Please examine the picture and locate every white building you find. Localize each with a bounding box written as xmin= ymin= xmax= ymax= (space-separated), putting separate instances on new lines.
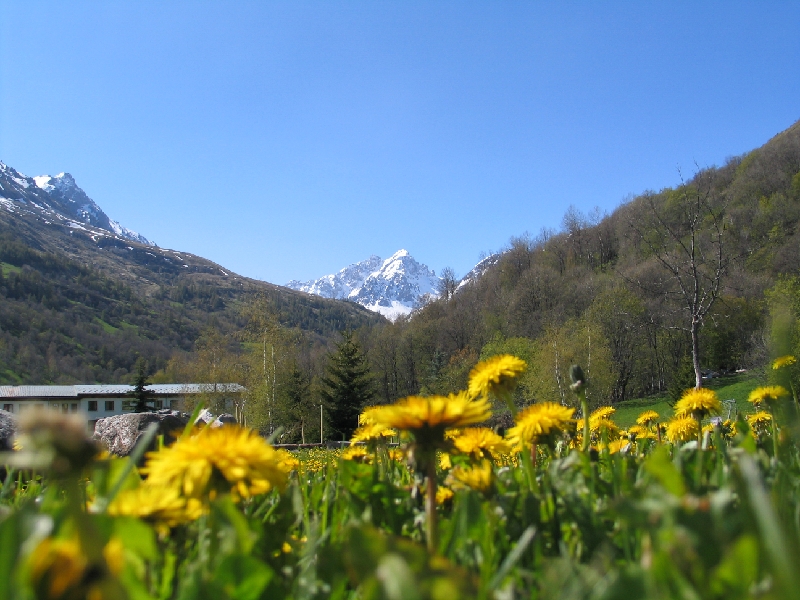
xmin=0 ymin=384 xmax=244 ymax=429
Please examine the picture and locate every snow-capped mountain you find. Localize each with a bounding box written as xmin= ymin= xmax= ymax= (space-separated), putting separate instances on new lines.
xmin=287 ymin=250 xmax=440 ymax=319
xmin=456 ymin=253 xmax=500 ymax=292
xmin=0 ymin=161 xmax=154 ymax=246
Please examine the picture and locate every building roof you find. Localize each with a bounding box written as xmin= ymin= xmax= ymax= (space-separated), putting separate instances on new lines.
xmin=0 ymin=383 xmax=245 ymax=400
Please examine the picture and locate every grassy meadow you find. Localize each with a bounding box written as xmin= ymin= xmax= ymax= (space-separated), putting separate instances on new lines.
xmin=2 ymin=353 xmax=800 ymax=600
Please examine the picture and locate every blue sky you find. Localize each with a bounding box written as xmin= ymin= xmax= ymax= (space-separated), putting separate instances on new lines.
xmin=1 ymin=2 xmax=798 ymax=284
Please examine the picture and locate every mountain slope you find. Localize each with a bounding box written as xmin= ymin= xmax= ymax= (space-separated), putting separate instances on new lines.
xmin=287 ymin=249 xmax=440 ymax=319
xmin=0 ymin=161 xmax=384 ymax=384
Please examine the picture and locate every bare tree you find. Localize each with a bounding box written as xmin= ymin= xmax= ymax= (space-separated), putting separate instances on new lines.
xmin=627 ymin=175 xmax=729 ymax=388
xmin=437 ymin=267 xmax=458 ymax=301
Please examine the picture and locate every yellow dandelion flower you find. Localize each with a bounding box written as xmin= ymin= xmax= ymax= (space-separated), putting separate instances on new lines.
xmin=141 ymin=425 xmax=288 ymax=501
xmin=439 ymin=452 xmax=452 ymax=470
xmin=341 ymin=446 xmax=372 ymax=463
xmin=370 ymin=392 xmax=491 ymax=434
xmin=467 ymin=355 xmax=527 ymax=399
xmin=590 ymin=406 xmax=616 ymax=421
xmin=748 ymin=386 xmax=790 ymax=407
xmin=666 ymin=416 xmax=699 ymax=443
xmin=350 ymin=423 xmax=397 ymax=444
xmin=674 ymin=388 xmax=721 ymax=419
xmin=605 ymin=439 xmax=630 ymax=454
xmin=388 ymin=448 xmax=405 ymax=462
xmin=747 ymin=411 xmax=773 ymax=427
xmin=447 ymin=459 xmax=494 ymax=493
xmin=28 ymin=536 xmax=124 ymax=600
xmin=451 ymin=427 xmax=510 ymax=459
xmin=276 ymin=449 xmax=300 ymax=473
xmin=506 ymin=402 xmax=575 ymax=448
xmin=109 ymin=485 xmax=207 ymax=530
xmin=436 ymin=486 xmax=454 ymax=505
xmin=358 ymin=406 xmax=382 ymax=426
xmin=772 ymin=355 xmax=797 ymax=370
xmin=636 ymin=410 xmax=660 ymax=426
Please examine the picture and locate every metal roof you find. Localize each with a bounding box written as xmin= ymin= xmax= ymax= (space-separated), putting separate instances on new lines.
xmin=0 ymin=383 xmax=245 ymax=400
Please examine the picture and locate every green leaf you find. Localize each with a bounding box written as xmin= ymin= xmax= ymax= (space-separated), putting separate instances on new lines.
xmin=213 ymin=555 xmax=274 ymax=600
xmin=643 ymin=446 xmax=686 ymax=496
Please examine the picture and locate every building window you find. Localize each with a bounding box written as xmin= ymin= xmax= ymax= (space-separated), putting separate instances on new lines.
xmin=61 ymin=403 xmax=69 ymax=414
xmin=154 ymin=400 xmax=163 ymax=409
xmin=2 ymin=404 xmax=12 ymax=413
xmin=88 ymin=400 xmax=98 ymax=411
xmin=105 ymin=400 xmax=115 ymax=411
xmin=70 ymin=403 xmax=78 ymax=413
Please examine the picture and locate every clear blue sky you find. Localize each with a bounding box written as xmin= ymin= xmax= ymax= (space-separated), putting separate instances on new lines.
xmin=1 ymin=2 xmax=798 ymax=284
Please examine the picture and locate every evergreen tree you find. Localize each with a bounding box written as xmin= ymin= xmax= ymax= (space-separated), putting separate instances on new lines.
xmin=279 ymin=361 xmax=316 ymax=444
xmin=129 ymin=358 xmax=156 ymax=413
xmin=319 ymin=331 xmax=375 ymax=440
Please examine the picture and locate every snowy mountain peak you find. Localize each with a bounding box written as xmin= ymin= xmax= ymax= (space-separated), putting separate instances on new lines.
xmin=0 ymin=161 xmax=154 ymax=247
xmin=287 ymin=250 xmax=441 ymax=320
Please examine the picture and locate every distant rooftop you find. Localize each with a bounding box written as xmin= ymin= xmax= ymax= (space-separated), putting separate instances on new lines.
xmin=0 ymin=384 xmax=244 ymax=399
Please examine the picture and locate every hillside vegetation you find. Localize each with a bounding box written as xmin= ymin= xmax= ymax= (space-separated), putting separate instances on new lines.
xmin=358 ymin=120 xmax=800 ymax=410
xmin=0 ymin=211 xmax=382 ymax=384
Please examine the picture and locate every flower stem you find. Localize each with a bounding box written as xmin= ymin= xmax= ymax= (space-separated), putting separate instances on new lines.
xmin=426 ymin=460 xmax=438 ymax=554
xmin=579 ymin=390 xmax=590 ymax=453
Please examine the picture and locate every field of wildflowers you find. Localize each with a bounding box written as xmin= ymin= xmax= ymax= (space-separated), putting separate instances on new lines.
xmin=1 ymin=354 xmax=799 ymax=599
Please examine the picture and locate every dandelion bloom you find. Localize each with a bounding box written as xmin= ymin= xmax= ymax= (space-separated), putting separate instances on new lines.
xmin=141 ymin=425 xmax=288 ymax=501
xmin=674 ymin=388 xmax=721 ymax=419
xmin=341 ymin=446 xmax=372 ymax=464
xmin=350 ymin=423 xmax=397 ymax=444
xmin=467 ymin=355 xmax=527 ymax=399
xmin=748 ymin=386 xmax=790 ymax=407
xmin=370 ymin=392 xmax=491 ymax=434
xmin=439 ymin=452 xmax=453 ymax=470
xmin=109 ymin=485 xmax=206 ymax=531
xmin=636 ymin=410 xmax=660 ymax=426
xmin=590 ymin=406 xmax=616 ymax=421
xmin=627 ymin=425 xmax=652 ymax=440
xmin=747 ymin=411 xmax=773 ymax=428
xmin=276 ymin=449 xmax=300 ymax=473
xmin=666 ymin=416 xmax=700 ymax=443
xmin=447 ymin=460 xmax=494 ymax=493
xmin=358 ymin=406 xmax=382 ymax=426
xmin=506 ymin=402 xmax=575 ymax=448
xmin=451 ymin=427 xmax=511 ymax=459
xmin=772 ymin=355 xmax=797 ymax=370
xmin=28 ymin=537 xmax=123 ymax=600
xmin=436 ymin=486 xmax=455 ymax=504
xmin=605 ymin=439 xmax=630 ymax=454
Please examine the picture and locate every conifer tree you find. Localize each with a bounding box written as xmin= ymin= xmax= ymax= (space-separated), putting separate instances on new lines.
xmin=319 ymin=331 xmax=375 ymax=440
xmin=129 ymin=358 xmax=156 ymax=413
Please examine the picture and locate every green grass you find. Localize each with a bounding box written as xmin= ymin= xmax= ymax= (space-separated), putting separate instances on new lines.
xmin=613 ymin=371 xmax=765 ymax=427
xmin=0 ymin=262 xmax=21 ymax=276
xmin=94 ymin=317 xmax=119 ymax=333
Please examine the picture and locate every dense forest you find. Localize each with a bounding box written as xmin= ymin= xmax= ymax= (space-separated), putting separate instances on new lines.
xmin=355 ymin=120 xmax=800 ymax=412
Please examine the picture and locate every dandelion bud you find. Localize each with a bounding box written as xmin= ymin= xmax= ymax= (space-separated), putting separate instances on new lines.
xmin=569 ymin=364 xmax=586 ymax=393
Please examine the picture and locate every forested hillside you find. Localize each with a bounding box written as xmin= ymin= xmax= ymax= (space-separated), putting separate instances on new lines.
xmin=358 ymin=120 xmax=800 ymax=410
xmin=0 ymin=209 xmax=382 ymax=384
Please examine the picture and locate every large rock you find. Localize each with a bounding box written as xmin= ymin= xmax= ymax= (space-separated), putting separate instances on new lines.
xmin=194 ymin=409 xmax=238 ymax=428
xmin=0 ymin=409 xmax=17 ymax=451
xmin=93 ymin=410 xmax=190 ymax=457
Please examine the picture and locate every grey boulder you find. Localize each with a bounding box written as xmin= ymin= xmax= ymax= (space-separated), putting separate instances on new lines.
xmin=0 ymin=409 xmax=17 ymax=452
xmin=194 ymin=409 xmax=238 ymax=428
xmin=93 ymin=409 xmax=190 ymax=457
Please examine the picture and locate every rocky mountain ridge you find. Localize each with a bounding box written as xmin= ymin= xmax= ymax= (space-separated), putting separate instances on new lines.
xmin=287 ymin=249 xmax=441 ymax=319
xmin=0 ymin=162 xmax=153 ymax=246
